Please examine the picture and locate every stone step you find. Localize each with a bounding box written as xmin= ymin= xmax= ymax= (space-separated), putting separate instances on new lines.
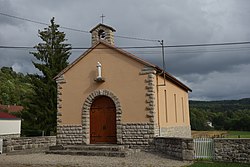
xmin=63 ymin=145 xmax=126 ymax=151
xmin=46 ymin=149 xmax=129 ymax=157
xmin=47 ymin=145 xmax=137 ymax=157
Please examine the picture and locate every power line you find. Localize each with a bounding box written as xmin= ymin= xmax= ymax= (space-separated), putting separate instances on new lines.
xmin=0 ymin=12 xmax=48 ymax=26
xmin=166 ymin=41 xmax=250 ymax=48
xmin=0 ymin=11 xmax=157 ymax=41
xmin=0 ymin=12 xmax=89 ymax=33
xmin=3 ymin=11 xmax=250 ymax=45
xmin=115 ymin=35 xmax=158 ymax=42
xmin=1 ymin=12 xmax=250 ymax=49
xmin=1 ymin=41 xmax=250 ymax=50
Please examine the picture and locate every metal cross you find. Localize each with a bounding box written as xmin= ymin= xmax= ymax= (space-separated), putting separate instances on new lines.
xmin=100 ymin=14 xmax=105 ymax=24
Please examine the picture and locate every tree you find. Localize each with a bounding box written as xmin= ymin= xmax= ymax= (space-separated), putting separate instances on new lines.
xmin=0 ymin=67 xmax=32 ymax=106
xmin=22 ymin=17 xmax=71 ymax=136
xmin=190 ymin=108 xmax=211 ymax=130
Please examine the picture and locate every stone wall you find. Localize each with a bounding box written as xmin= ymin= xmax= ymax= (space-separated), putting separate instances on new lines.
xmin=214 ymin=138 xmax=250 ymax=164
xmin=122 ymin=123 xmax=155 ymax=148
xmin=160 ymin=125 xmax=192 ymax=138
xmin=56 ymin=125 xmax=82 ymax=145
xmin=2 ymin=136 xmax=56 ymax=153
xmin=0 ymin=134 xmax=20 ymax=139
xmin=154 ymin=137 xmax=194 ymax=161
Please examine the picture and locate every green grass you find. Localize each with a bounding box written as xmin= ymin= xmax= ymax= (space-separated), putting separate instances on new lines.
xmin=227 ymin=131 xmax=250 ymax=138
xmin=188 ymin=161 xmax=250 ymax=167
xmin=192 ymin=131 xmax=250 ymax=139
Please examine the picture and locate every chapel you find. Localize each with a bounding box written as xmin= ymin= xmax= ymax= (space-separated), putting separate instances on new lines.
xmin=55 ymin=23 xmax=192 ymax=147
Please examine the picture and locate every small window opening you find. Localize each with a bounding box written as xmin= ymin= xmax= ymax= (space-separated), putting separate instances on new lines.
xmin=98 ymin=30 xmax=106 ymax=39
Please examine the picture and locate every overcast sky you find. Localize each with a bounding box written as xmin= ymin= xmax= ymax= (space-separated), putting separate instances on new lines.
xmin=1 ymin=0 xmax=250 ymax=101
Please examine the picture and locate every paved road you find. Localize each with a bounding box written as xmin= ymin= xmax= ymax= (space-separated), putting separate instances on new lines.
xmin=0 ymin=151 xmax=192 ymax=167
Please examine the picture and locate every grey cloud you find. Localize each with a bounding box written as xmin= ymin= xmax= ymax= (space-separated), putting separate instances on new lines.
xmin=165 ymin=47 xmax=250 ymax=75
xmin=0 ymin=0 xmax=24 ymax=26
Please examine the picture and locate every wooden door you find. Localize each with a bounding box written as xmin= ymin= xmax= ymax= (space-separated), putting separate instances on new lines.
xmin=90 ymin=96 xmax=116 ymax=144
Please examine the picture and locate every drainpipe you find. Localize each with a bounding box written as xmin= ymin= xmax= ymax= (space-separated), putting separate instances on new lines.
xmin=157 ymin=40 xmax=166 ymax=87
xmin=156 ymin=75 xmax=161 ymax=136
xmin=156 ymin=40 xmax=166 ymax=136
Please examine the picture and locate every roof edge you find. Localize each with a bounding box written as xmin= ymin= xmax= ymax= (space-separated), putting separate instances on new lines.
xmin=90 ymin=23 xmax=116 ymax=33
xmin=155 ymin=67 xmax=192 ymax=92
xmin=54 ymin=42 xmax=101 ymax=80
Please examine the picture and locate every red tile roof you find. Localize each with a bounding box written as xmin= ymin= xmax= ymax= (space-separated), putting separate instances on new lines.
xmin=0 ymin=111 xmax=19 ymax=119
xmin=0 ymin=105 xmax=24 ymax=113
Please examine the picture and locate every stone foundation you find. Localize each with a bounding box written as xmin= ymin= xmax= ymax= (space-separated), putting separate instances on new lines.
xmin=122 ymin=123 xmax=155 ymax=148
xmin=55 ymin=124 xmax=191 ymax=148
xmin=56 ymin=125 xmax=82 ymax=145
xmin=160 ymin=125 xmax=191 ymax=138
xmin=56 ymin=123 xmax=157 ymax=148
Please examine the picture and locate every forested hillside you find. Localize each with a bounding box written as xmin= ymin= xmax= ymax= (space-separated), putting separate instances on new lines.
xmin=189 ymin=98 xmax=250 ymax=131
xmin=0 ymin=67 xmax=33 ymax=106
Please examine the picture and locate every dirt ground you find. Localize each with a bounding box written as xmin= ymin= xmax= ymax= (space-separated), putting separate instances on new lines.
xmin=192 ymin=130 xmax=228 ymax=138
xmin=0 ymin=151 xmax=192 ymax=167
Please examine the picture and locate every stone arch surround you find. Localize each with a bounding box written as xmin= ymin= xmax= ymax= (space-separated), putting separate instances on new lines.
xmin=82 ymin=89 xmax=122 ymax=144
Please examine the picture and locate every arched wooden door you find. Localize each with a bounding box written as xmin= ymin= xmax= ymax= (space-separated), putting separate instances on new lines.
xmin=90 ymin=96 xmax=117 ymax=144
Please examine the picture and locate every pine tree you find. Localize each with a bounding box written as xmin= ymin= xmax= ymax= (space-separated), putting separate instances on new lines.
xmin=22 ymin=17 xmax=71 ymax=136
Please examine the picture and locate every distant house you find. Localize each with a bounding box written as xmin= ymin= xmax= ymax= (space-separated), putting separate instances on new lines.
xmin=206 ymin=121 xmax=214 ymax=128
xmin=0 ymin=112 xmax=21 ymax=139
xmin=54 ymin=24 xmax=192 ymax=148
xmin=0 ymin=105 xmax=24 ymax=113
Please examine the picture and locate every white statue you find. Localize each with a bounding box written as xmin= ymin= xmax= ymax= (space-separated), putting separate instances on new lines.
xmin=97 ymin=62 xmax=102 ymax=79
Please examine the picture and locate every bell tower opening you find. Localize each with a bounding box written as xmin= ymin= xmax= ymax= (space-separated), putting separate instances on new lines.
xmin=98 ymin=30 xmax=106 ymax=40
xmin=90 ymin=24 xmax=116 ymax=46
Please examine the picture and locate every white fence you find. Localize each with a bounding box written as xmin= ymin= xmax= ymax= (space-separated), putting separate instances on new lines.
xmin=0 ymin=138 xmax=3 ymax=154
xmin=194 ymin=138 xmax=214 ymax=159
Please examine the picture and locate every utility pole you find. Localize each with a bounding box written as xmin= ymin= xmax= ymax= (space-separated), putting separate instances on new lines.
xmin=158 ymin=40 xmax=166 ymax=86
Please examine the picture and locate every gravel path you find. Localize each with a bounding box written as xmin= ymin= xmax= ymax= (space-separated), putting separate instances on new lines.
xmin=0 ymin=151 xmax=192 ymax=167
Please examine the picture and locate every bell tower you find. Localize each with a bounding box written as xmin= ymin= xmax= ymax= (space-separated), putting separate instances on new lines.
xmin=90 ymin=24 xmax=116 ymax=46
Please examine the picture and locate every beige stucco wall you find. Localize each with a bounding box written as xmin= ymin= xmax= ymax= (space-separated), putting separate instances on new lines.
xmin=156 ymin=75 xmax=190 ymax=128
xmin=59 ymin=43 xmax=150 ymax=125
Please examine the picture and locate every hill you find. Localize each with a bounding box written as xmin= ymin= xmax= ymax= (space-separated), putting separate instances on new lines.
xmin=189 ymin=98 xmax=250 ymax=131
xmin=190 ymin=98 xmax=250 ymax=112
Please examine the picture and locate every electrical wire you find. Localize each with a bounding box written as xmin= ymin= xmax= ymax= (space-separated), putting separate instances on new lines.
xmin=1 ymin=12 xmax=250 ymax=52
xmin=1 ymin=41 xmax=250 ymax=50
xmin=0 ymin=12 xmax=157 ymax=41
xmin=115 ymin=35 xmax=158 ymax=42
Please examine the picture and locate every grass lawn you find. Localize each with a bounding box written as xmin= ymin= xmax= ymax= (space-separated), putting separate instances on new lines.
xmin=192 ymin=131 xmax=250 ymax=138
xmin=227 ymin=131 xmax=250 ymax=138
xmin=188 ymin=161 xmax=250 ymax=167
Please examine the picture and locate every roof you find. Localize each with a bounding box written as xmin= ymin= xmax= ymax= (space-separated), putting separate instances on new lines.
xmin=90 ymin=23 xmax=116 ymax=33
xmin=0 ymin=105 xmax=24 ymax=113
xmin=54 ymin=41 xmax=191 ymax=92
xmin=0 ymin=111 xmax=20 ymax=120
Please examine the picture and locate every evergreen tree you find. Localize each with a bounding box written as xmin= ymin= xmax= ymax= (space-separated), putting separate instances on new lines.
xmin=22 ymin=17 xmax=71 ymax=136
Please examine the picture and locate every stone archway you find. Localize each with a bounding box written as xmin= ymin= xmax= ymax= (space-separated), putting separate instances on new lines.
xmin=82 ymin=89 xmax=122 ymax=144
